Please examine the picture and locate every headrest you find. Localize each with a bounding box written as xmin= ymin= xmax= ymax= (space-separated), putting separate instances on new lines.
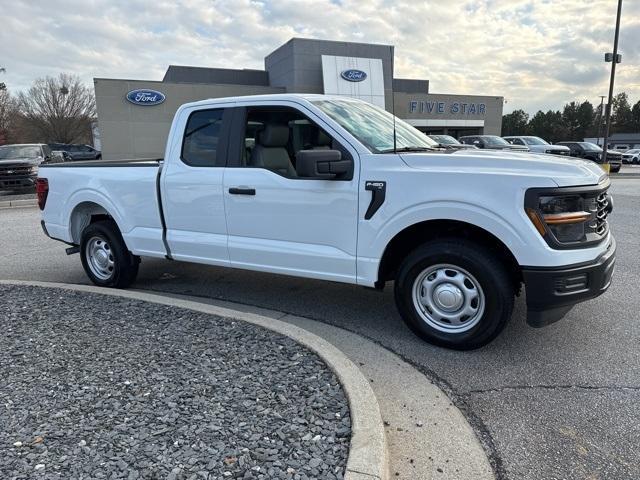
xmin=316 ymin=130 xmax=332 ymax=147
xmin=257 ymin=124 xmax=289 ymax=147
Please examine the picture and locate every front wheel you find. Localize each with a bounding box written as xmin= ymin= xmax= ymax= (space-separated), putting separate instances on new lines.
xmin=80 ymin=220 xmax=139 ymax=288
xmin=394 ymin=239 xmax=515 ymax=350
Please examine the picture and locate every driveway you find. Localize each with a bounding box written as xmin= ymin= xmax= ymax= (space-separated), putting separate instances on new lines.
xmin=1 ymin=179 xmax=639 ymax=479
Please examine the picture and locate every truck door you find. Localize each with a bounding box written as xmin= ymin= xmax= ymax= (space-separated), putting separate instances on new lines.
xmin=222 ymin=104 xmax=359 ymax=283
xmin=161 ymin=107 xmax=233 ymax=265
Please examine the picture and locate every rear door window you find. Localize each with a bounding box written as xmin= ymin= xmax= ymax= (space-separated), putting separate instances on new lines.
xmin=181 ymin=109 xmax=228 ymax=167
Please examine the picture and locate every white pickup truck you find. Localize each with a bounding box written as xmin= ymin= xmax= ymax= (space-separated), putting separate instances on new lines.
xmin=38 ymin=94 xmax=616 ymax=349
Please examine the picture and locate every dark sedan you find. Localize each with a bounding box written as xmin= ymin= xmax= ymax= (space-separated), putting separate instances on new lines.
xmin=556 ymin=141 xmax=621 ymax=173
xmin=48 ymin=143 xmax=101 ymax=161
xmin=428 ymin=134 xmax=478 ymax=150
xmin=459 ymin=135 xmax=530 ymax=152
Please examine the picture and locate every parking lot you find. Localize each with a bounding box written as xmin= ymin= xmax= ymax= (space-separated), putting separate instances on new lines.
xmin=1 ymin=178 xmax=638 ymax=480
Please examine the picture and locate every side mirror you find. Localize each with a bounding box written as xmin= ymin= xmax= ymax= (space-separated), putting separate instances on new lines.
xmin=296 ymin=149 xmax=351 ymax=179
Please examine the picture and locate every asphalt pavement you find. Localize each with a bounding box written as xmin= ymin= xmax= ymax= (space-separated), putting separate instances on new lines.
xmin=1 ymin=179 xmax=639 ymax=480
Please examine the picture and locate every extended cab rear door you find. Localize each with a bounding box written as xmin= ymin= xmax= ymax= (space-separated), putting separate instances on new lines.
xmin=222 ymin=101 xmax=360 ymax=283
xmin=161 ymin=105 xmax=233 ymax=265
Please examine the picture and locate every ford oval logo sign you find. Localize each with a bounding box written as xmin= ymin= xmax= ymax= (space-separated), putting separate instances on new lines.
xmin=340 ymin=69 xmax=367 ymax=82
xmin=126 ymin=89 xmax=166 ymax=106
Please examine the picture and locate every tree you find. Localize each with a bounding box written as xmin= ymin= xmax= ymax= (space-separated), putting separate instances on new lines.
xmin=0 ymin=87 xmax=18 ymax=145
xmin=0 ymin=66 xmax=6 ymax=93
xmin=17 ymin=73 xmax=95 ymax=143
xmin=501 ymin=109 xmax=529 ymax=136
xmin=562 ymin=102 xmax=580 ymax=139
xmin=630 ymin=100 xmax=640 ymax=132
xmin=527 ymin=110 xmax=567 ymax=143
xmin=575 ymin=101 xmax=594 ymax=140
xmin=610 ymin=92 xmax=633 ymax=133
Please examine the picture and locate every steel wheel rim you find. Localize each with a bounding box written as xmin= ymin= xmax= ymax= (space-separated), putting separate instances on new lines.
xmin=86 ymin=236 xmax=115 ymax=281
xmin=411 ymin=263 xmax=485 ymax=333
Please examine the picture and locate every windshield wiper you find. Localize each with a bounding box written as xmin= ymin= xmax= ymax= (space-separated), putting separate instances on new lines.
xmin=379 ymin=146 xmax=436 ymax=153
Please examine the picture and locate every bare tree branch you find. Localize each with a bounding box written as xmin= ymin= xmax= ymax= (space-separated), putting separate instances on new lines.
xmin=17 ymin=73 xmax=96 ymax=143
xmin=0 ymin=87 xmax=19 ymax=144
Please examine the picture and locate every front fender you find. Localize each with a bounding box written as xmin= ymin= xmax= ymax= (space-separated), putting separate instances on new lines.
xmin=356 ymin=201 xmax=530 ymax=286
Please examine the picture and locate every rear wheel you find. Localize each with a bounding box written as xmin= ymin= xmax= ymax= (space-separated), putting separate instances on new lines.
xmin=80 ymin=220 xmax=139 ymax=288
xmin=394 ymin=238 xmax=515 ymax=350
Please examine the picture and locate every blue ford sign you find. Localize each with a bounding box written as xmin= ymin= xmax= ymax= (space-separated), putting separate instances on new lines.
xmin=340 ymin=69 xmax=367 ymax=82
xmin=126 ymin=89 xmax=166 ymax=106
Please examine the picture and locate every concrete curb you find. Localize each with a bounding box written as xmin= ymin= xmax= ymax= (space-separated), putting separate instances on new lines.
xmin=611 ymin=174 xmax=640 ymax=179
xmin=0 ymin=198 xmax=37 ymax=208
xmin=0 ymin=280 xmax=389 ymax=480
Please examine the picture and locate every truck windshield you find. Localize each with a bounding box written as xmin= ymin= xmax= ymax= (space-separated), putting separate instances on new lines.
xmin=483 ymin=136 xmax=511 ymax=146
xmin=523 ymin=137 xmax=548 ymax=146
xmin=578 ymin=142 xmax=603 ymax=152
xmin=0 ymin=146 xmax=41 ymax=159
xmin=430 ymin=135 xmax=459 ymax=145
xmin=312 ymin=99 xmax=437 ymax=153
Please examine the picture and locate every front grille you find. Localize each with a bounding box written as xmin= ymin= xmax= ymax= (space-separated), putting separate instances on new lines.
xmin=595 ymin=191 xmax=609 ymax=236
xmin=0 ymin=164 xmax=34 ymax=177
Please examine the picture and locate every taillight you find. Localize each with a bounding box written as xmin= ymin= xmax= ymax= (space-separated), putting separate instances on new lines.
xmin=36 ymin=178 xmax=48 ymax=210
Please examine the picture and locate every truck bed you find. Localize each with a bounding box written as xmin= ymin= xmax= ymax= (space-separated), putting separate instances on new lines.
xmin=39 ymin=158 xmax=166 ymax=257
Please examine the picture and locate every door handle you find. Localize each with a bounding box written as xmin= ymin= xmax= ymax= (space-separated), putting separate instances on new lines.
xmin=228 ymin=187 xmax=256 ymax=195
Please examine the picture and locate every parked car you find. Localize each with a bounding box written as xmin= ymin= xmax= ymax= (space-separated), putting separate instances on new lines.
xmin=38 ymin=94 xmax=615 ymax=350
xmin=459 ymin=135 xmax=530 ymax=152
xmin=622 ymin=148 xmax=640 ymax=164
xmin=0 ymin=143 xmax=51 ymax=191
xmin=605 ymin=150 xmax=623 ymax=173
xmin=48 ymin=143 xmax=101 ymax=160
xmin=503 ymin=136 xmax=570 ymax=156
xmin=50 ymin=150 xmax=74 ymax=163
xmin=428 ymin=134 xmax=478 ymax=150
xmin=612 ymin=144 xmax=629 ymax=152
xmin=556 ymin=142 xmax=621 ymax=173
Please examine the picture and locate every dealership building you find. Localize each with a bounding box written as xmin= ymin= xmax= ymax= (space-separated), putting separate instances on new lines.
xmin=94 ymin=38 xmax=504 ymax=159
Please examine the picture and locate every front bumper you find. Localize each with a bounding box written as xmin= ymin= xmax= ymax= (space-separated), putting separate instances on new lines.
xmin=522 ymin=236 xmax=616 ymax=327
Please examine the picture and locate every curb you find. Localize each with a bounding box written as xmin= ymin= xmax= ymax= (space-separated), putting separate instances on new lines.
xmin=0 ymin=280 xmax=389 ymax=480
xmin=0 ymin=198 xmax=37 ymax=208
xmin=611 ymin=174 xmax=640 ymax=179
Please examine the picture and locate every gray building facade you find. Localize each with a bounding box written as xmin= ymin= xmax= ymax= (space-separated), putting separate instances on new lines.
xmin=94 ymin=38 xmax=504 ymax=159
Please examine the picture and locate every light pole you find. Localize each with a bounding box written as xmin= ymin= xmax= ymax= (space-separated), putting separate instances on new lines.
xmin=602 ymin=0 xmax=623 ymax=164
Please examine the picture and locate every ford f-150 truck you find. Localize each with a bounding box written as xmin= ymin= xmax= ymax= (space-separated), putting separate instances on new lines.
xmin=38 ymin=94 xmax=616 ymax=350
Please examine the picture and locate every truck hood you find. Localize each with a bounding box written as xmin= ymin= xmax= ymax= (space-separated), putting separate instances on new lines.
xmin=400 ymin=149 xmax=606 ymax=187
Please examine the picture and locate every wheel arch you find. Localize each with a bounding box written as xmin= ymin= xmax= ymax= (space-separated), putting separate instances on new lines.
xmin=69 ymin=201 xmax=121 ymax=245
xmin=377 ymin=219 xmax=522 ymax=289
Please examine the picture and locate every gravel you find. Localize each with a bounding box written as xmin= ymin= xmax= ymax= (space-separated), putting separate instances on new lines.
xmin=0 ymin=285 xmax=350 ymax=479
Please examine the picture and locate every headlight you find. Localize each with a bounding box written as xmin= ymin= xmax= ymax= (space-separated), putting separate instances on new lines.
xmin=538 ymin=195 xmax=590 ymax=243
xmin=30 ymin=166 xmax=39 ymax=174
xmin=525 ymin=182 xmax=611 ymax=249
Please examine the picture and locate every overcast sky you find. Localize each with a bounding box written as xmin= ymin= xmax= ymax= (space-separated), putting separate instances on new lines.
xmin=1 ymin=0 xmax=638 ymax=114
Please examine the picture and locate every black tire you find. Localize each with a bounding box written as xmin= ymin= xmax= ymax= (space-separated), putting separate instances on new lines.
xmin=80 ymin=219 xmax=139 ymax=288
xmin=394 ymin=238 xmax=515 ymax=350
